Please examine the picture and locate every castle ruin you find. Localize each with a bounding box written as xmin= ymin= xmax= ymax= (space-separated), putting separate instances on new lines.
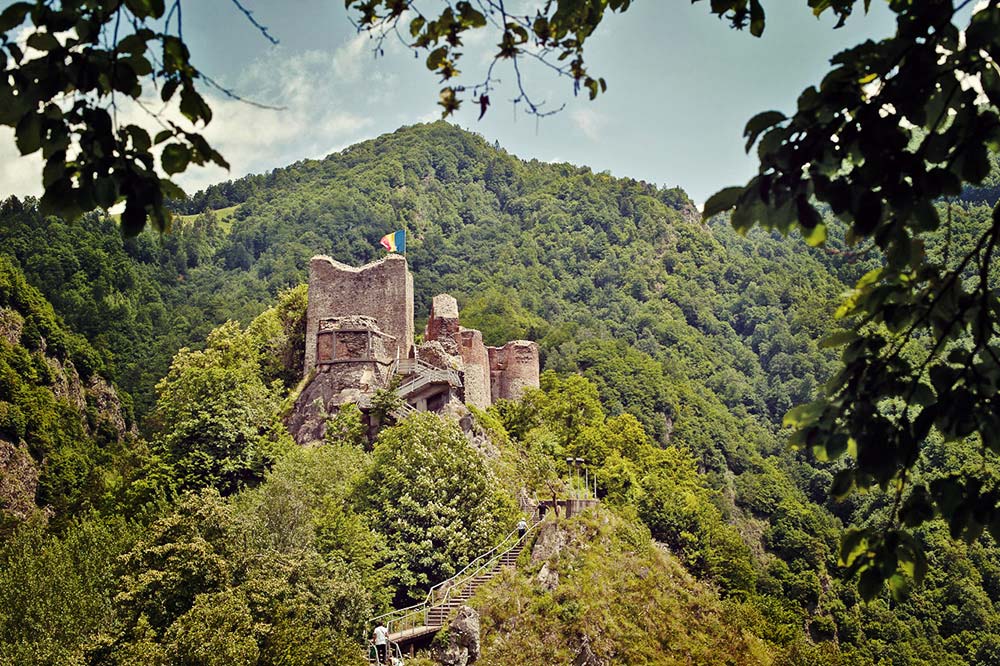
xmin=289 ymin=254 xmax=540 ymax=443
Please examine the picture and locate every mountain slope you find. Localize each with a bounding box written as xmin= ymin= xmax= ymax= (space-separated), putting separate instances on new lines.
xmin=3 ymin=122 xmax=1000 ymax=663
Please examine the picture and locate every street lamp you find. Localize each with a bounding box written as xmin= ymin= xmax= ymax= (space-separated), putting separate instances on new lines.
xmin=566 ymin=457 xmax=587 ymax=498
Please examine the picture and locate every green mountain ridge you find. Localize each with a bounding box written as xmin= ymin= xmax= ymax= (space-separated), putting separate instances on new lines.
xmin=1 ymin=121 xmax=1000 ymax=664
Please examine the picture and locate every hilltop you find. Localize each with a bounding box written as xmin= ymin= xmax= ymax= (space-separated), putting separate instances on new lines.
xmin=1 ymin=122 xmax=1000 ymax=664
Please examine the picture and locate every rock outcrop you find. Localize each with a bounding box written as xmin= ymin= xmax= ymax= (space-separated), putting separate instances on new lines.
xmin=434 ymin=605 xmax=481 ymax=666
xmin=0 ymin=438 xmax=39 ymax=520
xmin=531 ymin=520 xmax=572 ymax=562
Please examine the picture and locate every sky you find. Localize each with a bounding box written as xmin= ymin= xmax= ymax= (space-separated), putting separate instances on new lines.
xmin=0 ymin=1 xmax=901 ymax=206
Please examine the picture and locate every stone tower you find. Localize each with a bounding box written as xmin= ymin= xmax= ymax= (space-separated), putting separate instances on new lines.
xmin=303 ymin=254 xmax=414 ymax=374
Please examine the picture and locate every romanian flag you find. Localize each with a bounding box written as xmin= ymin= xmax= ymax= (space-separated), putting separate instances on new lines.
xmin=380 ymin=229 xmax=406 ymax=254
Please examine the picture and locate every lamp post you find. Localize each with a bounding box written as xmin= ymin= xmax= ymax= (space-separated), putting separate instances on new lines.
xmin=565 ymin=457 xmax=587 ymax=499
xmin=565 ymin=457 xmax=575 ymax=498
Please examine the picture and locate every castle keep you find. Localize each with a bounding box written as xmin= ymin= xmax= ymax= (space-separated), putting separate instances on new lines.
xmin=290 ymin=254 xmax=539 ymax=442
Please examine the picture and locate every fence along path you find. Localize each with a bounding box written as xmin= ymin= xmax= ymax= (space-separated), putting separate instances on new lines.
xmin=368 ymin=519 xmax=541 ymax=654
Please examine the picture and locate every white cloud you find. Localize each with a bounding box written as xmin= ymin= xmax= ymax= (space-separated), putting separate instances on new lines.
xmin=570 ymin=108 xmax=606 ymax=142
xmin=0 ymin=129 xmax=43 ymax=199
xmin=0 ymin=45 xmax=383 ymax=200
xmin=333 ymin=33 xmax=373 ymax=82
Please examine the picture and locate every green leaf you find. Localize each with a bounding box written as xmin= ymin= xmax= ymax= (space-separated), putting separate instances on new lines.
xmin=802 ymin=222 xmax=826 ymax=246
xmin=960 ymin=144 xmax=991 ymax=184
xmin=94 ymin=177 xmax=118 ymax=209
xmin=858 ymin=567 xmax=884 ymax=601
xmin=900 ymin=486 xmax=934 ymax=527
xmin=783 ymin=401 xmax=823 ymax=429
xmin=426 ymin=47 xmax=448 ymax=71
xmin=912 ymin=199 xmax=939 ymax=232
xmin=161 ymin=143 xmax=190 ymax=175
xmin=409 ymin=15 xmax=426 ymax=37
xmin=831 ymin=469 xmax=854 ymax=499
xmin=909 ymin=383 xmax=936 ymax=407
xmin=743 ymin=110 xmax=785 ymax=152
xmin=816 ymin=434 xmax=848 ymax=462
xmin=120 ymin=201 xmax=148 ymax=237
xmin=161 ymin=79 xmax=180 ymax=103
xmin=854 ymin=191 xmax=882 ymax=235
xmin=117 ymin=30 xmax=154 ymax=55
xmin=0 ymin=2 xmax=31 ymax=33
xmin=748 ymin=0 xmax=765 ymax=37
xmin=179 ymin=86 xmax=212 ymax=124
xmin=702 ymin=186 xmax=743 ymax=219
xmin=887 ymin=573 xmax=911 ymax=601
xmin=14 ymin=112 xmax=42 ymax=155
xmin=819 ymin=330 xmax=857 ymax=349
xmin=457 ymin=1 xmax=487 ymax=28
xmin=39 ymin=177 xmax=82 ymax=221
xmin=26 ymin=32 xmax=60 ymax=52
xmin=840 ymin=528 xmax=867 ymax=567
xmin=124 ymin=0 xmax=165 ymax=19
xmin=159 ymin=178 xmax=187 ymax=200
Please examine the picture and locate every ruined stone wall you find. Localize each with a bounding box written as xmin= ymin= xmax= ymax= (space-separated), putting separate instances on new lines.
xmin=425 ymin=294 xmax=460 ymax=352
xmin=304 ymin=255 xmax=414 ymax=374
xmin=488 ymin=340 xmax=540 ymax=402
xmin=457 ymin=328 xmax=491 ymax=410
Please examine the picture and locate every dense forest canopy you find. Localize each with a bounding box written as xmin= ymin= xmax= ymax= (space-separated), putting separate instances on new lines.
xmin=3 ymin=1 xmax=1000 ymax=590
xmin=2 ymin=122 xmax=1000 ymax=664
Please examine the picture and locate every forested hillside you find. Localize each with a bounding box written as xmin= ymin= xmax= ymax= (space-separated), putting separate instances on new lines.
xmin=2 ymin=122 xmax=1000 ymax=664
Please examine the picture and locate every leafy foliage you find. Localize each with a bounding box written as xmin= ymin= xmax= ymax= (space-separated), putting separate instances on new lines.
xmin=0 ymin=514 xmax=136 ymax=665
xmin=0 ymin=0 xmax=228 ymax=234
xmin=707 ymin=2 xmax=1000 ymax=596
xmin=360 ymin=412 xmax=516 ymax=603
xmin=5 ymin=121 xmax=1000 ymax=662
xmin=475 ymin=510 xmax=772 ymax=665
xmin=150 ymin=319 xmax=290 ymax=495
xmin=105 ymin=488 xmax=370 ymax=666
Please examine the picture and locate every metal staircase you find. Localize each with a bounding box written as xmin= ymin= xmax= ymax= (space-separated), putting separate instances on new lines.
xmin=367 ymin=519 xmax=540 ymax=657
xmin=394 ymin=358 xmax=462 ymax=399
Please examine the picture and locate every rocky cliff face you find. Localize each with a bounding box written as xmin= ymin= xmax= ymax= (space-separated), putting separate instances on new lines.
xmin=0 ymin=437 xmax=38 ymax=520
xmin=0 ymin=305 xmax=134 ymax=521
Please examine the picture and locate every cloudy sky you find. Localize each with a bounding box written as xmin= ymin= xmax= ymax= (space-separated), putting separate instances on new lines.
xmin=0 ymin=1 xmax=901 ymax=205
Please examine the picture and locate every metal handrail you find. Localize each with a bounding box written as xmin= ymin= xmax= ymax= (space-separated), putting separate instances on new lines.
xmin=396 ymin=358 xmax=463 ymax=389
xmin=369 ymin=518 xmax=542 ymax=637
xmin=428 ymin=519 xmax=541 ymax=611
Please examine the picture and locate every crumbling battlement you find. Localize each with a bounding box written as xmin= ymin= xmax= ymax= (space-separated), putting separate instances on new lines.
xmin=457 ymin=328 xmax=491 ymax=409
xmin=304 ymin=255 xmax=414 ymax=374
xmin=487 ymin=340 xmax=540 ymax=404
xmin=300 ymin=254 xmax=538 ymax=422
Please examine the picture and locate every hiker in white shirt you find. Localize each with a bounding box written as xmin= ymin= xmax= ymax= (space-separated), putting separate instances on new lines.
xmin=373 ymin=622 xmax=389 ymax=663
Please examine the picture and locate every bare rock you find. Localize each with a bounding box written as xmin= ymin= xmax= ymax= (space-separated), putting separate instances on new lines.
xmin=536 ymin=561 xmax=559 ymax=591
xmin=417 ymin=339 xmax=461 ymax=369
xmin=573 ymin=635 xmax=602 ymax=666
xmin=48 ymin=356 xmax=86 ymax=416
xmin=87 ymin=376 xmax=133 ymax=437
xmin=434 ymin=605 xmax=480 ymax=666
xmin=287 ymin=394 xmax=330 ymax=445
xmin=0 ymin=308 xmax=24 ymax=346
xmin=0 ymin=437 xmax=39 ymax=520
xmin=531 ymin=521 xmax=571 ymax=563
xmin=287 ymin=364 xmax=385 ymax=445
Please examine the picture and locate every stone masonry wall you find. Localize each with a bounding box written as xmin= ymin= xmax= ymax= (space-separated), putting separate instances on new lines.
xmin=425 ymin=294 xmax=460 ymax=353
xmin=304 ymin=255 xmax=414 ymax=373
xmin=488 ymin=340 xmax=540 ymax=402
xmin=457 ymin=328 xmax=491 ymax=410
